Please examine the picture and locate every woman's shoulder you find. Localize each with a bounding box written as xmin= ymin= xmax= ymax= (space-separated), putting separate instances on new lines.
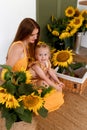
xmin=12 ymin=41 xmax=24 ymax=48
xmin=9 ymin=41 xmax=24 ymax=55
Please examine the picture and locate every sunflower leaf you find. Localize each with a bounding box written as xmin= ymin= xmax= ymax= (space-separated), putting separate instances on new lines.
xmin=6 ymin=113 xmax=17 ymax=130
xmin=18 ymin=83 xmax=34 ymax=95
xmin=70 ymin=62 xmax=86 ymax=70
xmin=4 ymin=71 xmax=13 ymax=81
xmin=0 ymin=64 xmax=12 ymax=71
xmin=13 ymin=72 xmax=26 ymax=84
xmin=1 ymin=108 xmax=17 ymax=130
xmin=38 ymin=106 xmax=48 ymax=118
xmin=41 ymin=86 xmax=53 ymax=97
xmin=18 ymin=109 xmax=32 ymax=123
xmin=2 ymin=80 xmax=16 ymax=94
xmin=15 ymin=103 xmax=24 ymax=114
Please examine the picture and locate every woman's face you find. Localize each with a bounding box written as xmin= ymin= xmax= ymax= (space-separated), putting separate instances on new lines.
xmin=28 ymin=28 xmax=39 ymax=43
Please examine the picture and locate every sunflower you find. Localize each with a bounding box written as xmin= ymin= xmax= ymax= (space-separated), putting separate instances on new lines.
xmin=0 ymin=88 xmax=20 ymax=109
xmin=18 ymin=67 xmax=34 ymax=84
xmin=52 ymin=30 xmax=59 ymax=36
xmin=70 ymin=16 xmax=84 ymax=29
xmin=59 ymin=31 xmax=70 ymax=39
xmin=13 ymin=69 xmax=32 ymax=84
xmin=18 ymin=93 xmax=44 ymax=114
xmin=5 ymin=93 xmax=20 ymax=108
xmin=0 ymin=93 xmax=7 ymax=104
xmin=52 ymin=49 xmax=74 ymax=67
xmin=81 ymin=10 xmax=87 ymax=18
xmin=51 ymin=15 xmax=56 ymax=22
xmin=37 ymin=41 xmax=47 ymax=45
xmin=74 ymin=8 xmax=80 ymax=17
xmin=0 ymin=69 xmax=8 ymax=81
xmin=65 ymin=6 xmax=75 ymax=17
xmin=69 ymin=27 xmax=78 ymax=36
xmin=25 ymin=70 xmax=32 ymax=84
xmin=51 ymin=48 xmax=56 ymax=56
xmin=0 ymin=87 xmax=6 ymax=93
xmin=47 ymin=24 xmax=52 ymax=32
xmin=0 ymin=87 xmax=7 ymax=104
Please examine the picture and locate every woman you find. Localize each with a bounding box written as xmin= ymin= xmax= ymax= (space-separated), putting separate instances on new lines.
xmin=6 ymin=18 xmax=40 ymax=71
xmin=6 ymin=18 xmax=64 ymax=112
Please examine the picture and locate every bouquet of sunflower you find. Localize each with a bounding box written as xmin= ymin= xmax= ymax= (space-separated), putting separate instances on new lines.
xmin=0 ymin=65 xmax=52 ymax=130
xmin=51 ymin=48 xmax=86 ymax=77
xmin=47 ymin=6 xmax=87 ymax=45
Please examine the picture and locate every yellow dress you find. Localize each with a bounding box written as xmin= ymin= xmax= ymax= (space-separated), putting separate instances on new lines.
xmin=29 ymin=61 xmax=64 ymax=112
xmin=44 ymin=89 xmax=64 ymax=112
xmin=9 ymin=41 xmax=28 ymax=71
xmin=9 ymin=41 xmax=64 ymax=112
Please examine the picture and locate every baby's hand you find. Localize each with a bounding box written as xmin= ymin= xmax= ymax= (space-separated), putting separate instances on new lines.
xmin=59 ymin=82 xmax=65 ymax=88
xmin=55 ymin=84 xmax=62 ymax=92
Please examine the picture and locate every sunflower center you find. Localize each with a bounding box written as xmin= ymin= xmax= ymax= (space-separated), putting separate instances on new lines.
xmin=68 ymin=9 xmax=73 ymax=15
xmin=24 ymin=96 xmax=39 ymax=107
xmin=57 ymin=52 xmax=70 ymax=62
xmin=74 ymin=19 xmax=80 ymax=25
xmin=0 ymin=89 xmax=5 ymax=93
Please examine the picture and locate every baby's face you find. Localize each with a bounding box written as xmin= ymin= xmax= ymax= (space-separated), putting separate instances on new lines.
xmin=35 ymin=47 xmax=50 ymax=63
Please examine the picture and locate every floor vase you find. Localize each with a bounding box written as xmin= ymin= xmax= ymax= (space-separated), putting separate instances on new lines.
xmin=0 ymin=113 xmax=37 ymax=130
xmin=64 ymin=35 xmax=75 ymax=49
xmin=74 ymin=32 xmax=83 ymax=54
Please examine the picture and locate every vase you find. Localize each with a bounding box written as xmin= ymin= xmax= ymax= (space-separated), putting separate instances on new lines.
xmin=74 ymin=32 xmax=83 ymax=54
xmin=0 ymin=113 xmax=37 ymax=130
xmin=54 ymin=41 xmax=65 ymax=50
xmin=64 ymin=35 xmax=76 ymax=49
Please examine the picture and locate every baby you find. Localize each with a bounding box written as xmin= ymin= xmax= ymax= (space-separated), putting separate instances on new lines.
xmin=29 ymin=42 xmax=64 ymax=91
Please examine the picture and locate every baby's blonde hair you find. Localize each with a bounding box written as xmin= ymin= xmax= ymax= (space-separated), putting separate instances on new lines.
xmin=35 ymin=41 xmax=50 ymax=51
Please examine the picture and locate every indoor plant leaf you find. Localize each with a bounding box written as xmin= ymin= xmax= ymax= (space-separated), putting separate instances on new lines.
xmin=18 ymin=83 xmax=34 ymax=95
xmin=38 ymin=106 xmax=48 ymax=118
xmin=18 ymin=109 xmax=32 ymax=123
xmin=1 ymin=108 xmax=17 ymax=130
xmin=2 ymin=80 xmax=17 ymax=94
xmin=6 ymin=113 xmax=17 ymax=130
xmin=0 ymin=64 xmax=12 ymax=71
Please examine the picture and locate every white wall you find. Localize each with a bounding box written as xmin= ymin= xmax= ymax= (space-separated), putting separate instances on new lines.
xmin=0 ymin=0 xmax=36 ymax=64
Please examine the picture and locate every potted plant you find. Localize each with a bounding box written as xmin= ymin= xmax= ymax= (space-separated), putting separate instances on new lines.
xmin=0 ymin=65 xmax=53 ymax=130
xmin=46 ymin=6 xmax=87 ymax=50
xmin=51 ymin=48 xmax=87 ymax=94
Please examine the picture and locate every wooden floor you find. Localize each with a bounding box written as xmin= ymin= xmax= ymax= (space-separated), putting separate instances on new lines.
xmin=36 ymin=87 xmax=87 ymax=130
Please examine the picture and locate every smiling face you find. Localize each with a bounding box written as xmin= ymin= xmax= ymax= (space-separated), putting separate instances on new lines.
xmin=27 ymin=28 xmax=39 ymax=44
xmin=35 ymin=46 xmax=50 ymax=63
